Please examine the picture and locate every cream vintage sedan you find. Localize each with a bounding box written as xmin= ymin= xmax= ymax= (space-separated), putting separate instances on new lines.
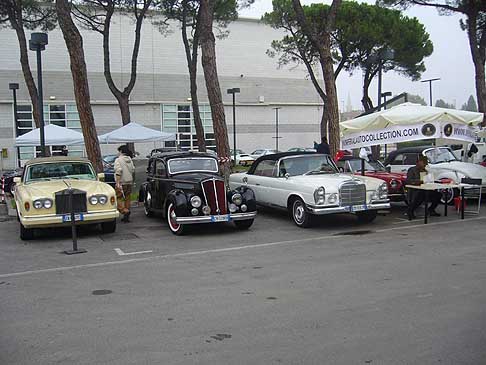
xmin=229 ymin=152 xmax=390 ymax=227
xmin=13 ymin=157 xmax=119 ymax=240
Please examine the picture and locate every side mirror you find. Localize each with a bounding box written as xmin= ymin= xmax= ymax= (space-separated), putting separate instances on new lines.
xmin=284 ymin=173 xmax=290 ymax=179
xmin=97 ymin=173 xmax=105 ymax=181
xmin=386 ymin=166 xmax=391 ymax=173
xmin=13 ymin=177 xmax=21 ymax=184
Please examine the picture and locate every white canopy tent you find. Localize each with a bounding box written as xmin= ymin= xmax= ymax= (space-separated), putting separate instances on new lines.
xmin=98 ymin=122 xmax=176 ymax=144
xmin=340 ymin=103 xmax=484 ymax=150
xmin=15 ymin=124 xmax=85 ymax=146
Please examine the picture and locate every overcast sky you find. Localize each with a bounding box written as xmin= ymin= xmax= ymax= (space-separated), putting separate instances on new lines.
xmin=239 ymin=0 xmax=473 ymax=111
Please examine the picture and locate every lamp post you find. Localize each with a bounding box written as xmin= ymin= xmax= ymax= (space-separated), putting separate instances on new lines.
xmin=381 ymin=91 xmax=392 ymax=159
xmin=9 ymin=83 xmax=21 ymax=167
xmin=29 ymin=32 xmax=48 ymax=157
xmin=273 ymin=107 xmax=281 ymax=151
xmin=226 ymin=88 xmax=240 ymax=164
xmin=421 ymin=78 xmax=440 ymax=106
xmin=377 ymin=49 xmax=395 ymax=111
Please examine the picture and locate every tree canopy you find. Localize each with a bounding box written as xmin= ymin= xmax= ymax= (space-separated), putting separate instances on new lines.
xmin=435 ymin=99 xmax=455 ymax=108
xmin=462 ymin=95 xmax=478 ymax=111
xmin=263 ymin=0 xmax=433 ymax=111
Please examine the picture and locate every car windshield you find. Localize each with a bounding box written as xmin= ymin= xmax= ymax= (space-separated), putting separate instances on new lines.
xmin=103 ymin=155 xmax=117 ymax=165
xmin=168 ymin=158 xmax=219 ymax=174
xmin=279 ymin=155 xmax=337 ymax=177
xmin=347 ymin=159 xmax=386 ymax=172
xmin=25 ymin=162 xmax=96 ymax=183
xmin=424 ymin=148 xmax=458 ymax=164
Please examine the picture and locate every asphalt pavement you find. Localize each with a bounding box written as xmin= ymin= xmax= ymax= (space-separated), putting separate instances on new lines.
xmin=1 ymin=204 xmax=486 ymax=364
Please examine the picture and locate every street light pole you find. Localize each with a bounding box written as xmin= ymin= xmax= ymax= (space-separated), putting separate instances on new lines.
xmin=421 ymin=78 xmax=440 ymax=106
xmin=226 ymin=88 xmax=240 ymax=164
xmin=29 ymin=32 xmax=48 ymax=157
xmin=9 ymin=83 xmax=21 ymax=167
xmin=273 ymin=107 xmax=281 ymax=151
xmin=381 ymin=91 xmax=392 ymax=159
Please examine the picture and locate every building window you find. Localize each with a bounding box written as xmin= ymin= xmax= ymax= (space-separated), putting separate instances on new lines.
xmin=161 ymin=104 xmax=215 ymax=151
xmin=15 ymin=104 xmax=85 ymax=162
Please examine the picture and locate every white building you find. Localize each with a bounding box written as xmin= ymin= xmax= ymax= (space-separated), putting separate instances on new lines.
xmin=0 ymin=15 xmax=325 ymax=169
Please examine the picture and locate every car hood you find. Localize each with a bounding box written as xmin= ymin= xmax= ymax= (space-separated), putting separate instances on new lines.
xmin=19 ymin=179 xmax=113 ymax=199
xmin=289 ymin=173 xmax=384 ymax=190
xmin=364 ymin=171 xmax=407 ymax=181
xmin=171 ymin=172 xmax=222 ymax=184
xmin=429 ymin=161 xmax=486 ymax=179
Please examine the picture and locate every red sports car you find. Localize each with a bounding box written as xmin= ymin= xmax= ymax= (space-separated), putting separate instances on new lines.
xmin=335 ymin=156 xmax=408 ymax=203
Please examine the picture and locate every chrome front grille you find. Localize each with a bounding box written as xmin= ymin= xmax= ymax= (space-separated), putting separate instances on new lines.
xmin=339 ymin=181 xmax=366 ymax=206
xmin=201 ymin=178 xmax=227 ymax=215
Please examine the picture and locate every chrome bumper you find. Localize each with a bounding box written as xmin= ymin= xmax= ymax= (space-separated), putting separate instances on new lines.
xmin=307 ymin=201 xmax=390 ymax=215
xmin=175 ymin=211 xmax=257 ymax=224
xmin=20 ymin=209 xmax=119 ymax=228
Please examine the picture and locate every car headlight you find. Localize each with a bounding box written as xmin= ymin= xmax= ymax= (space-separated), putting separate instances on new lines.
xmin=202 ymin=206 xmax=211 ymax=215
xmin=89 ymin=195 xmax=98 ymax=205
xmin=229 ymin=203 xmax=238 ymax=213
xmin=232 ymin=193 xmax=242 ymax=205
xmin=328 ymin=193 xmax=338 ymax=204
xmin=190 ymin=195 xmax=202 ymax=208
xmin=377 ymin=183 xmax=388 ymax=200
xmin=98 ymin=195 xmax=108 ymax=205
xmin=33 ymin=200 xmax=43 ymax=209
xmin=314 ymin=186 xmax=326 ymax=204
xmin=390 ymin=179 xmax=399 ymax=189
xmin=43 ymin=199 xmax=53 ymax=209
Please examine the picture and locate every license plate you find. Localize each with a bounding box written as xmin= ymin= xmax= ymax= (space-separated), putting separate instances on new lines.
xmin=210 ymin=215 xmax=230 ymax=222
xmin=350 ymin=205 xmax=367 ymax=212
xmin=62 ymin=213 xmax=84 ymax=222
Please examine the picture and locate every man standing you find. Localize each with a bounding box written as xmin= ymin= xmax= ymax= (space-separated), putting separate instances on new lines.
xmin=316 ymin=137 xmax=330 ymax=155
xmin=406 ymin=156 xmax=441 ymax=219
xmin=114 ymin=145 xmax=135 ymax=223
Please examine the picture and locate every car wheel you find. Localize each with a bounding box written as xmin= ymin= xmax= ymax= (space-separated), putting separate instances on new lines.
xmin=291 ymin=198 xmax=313 ymax=228
xmin=144 ymin=191 xmax=154 ymax=217
xmin=19 ymin=222 xmax=34 ymax=240
xmin=234 ymin=219 xmax=254 ymax=230
xmin=356 ymin=210 xmax=377 ymax=224
xmin=440 ymin=187 xmax=458 ymax=205
xmin=101 ymin=219 xmax=117 ymax=234
xmin=167 ymin=202 xmax=185 ymax=235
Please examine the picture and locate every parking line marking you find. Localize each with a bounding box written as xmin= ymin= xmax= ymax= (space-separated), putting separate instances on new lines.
xmin=114 ymin=248 xmax=153 ymax=256
xmin=1 ymin=216 xmax=485 ymax=279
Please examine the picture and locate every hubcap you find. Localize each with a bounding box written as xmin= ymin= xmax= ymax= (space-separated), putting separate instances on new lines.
xmin=168 ymin=204 xmax=180 ymax=231
xmin=440 ymin=188 xmax=454 ymax=204
xmin=293 ymin=201 xmax=305 ymax=224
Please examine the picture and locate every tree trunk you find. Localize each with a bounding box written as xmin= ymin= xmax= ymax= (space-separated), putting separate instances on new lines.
xmin=13 ymin=26 xmax=41 ymax=129
xmin=361 ymin=69 xmax=374 ymax=111
xmin=321 ymin=35 xmax=340 ymax=156
xmin=320 ymin=103 xmax=328 ymax=139
xmin=181 ymin=6 xmax=206 ymax=152
xmin=56 ymin=0 xmax=103 ymax=173
xmin=465 ymin=10 xmax=486 ymax=125
xmin=117 ymin=93 xmax=131 ymax=125
xmin=199 ymin=0 xmax=230 ymax=179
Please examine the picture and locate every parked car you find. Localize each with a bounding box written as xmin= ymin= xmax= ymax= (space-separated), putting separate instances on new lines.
xmin=13 ymin=157 xmax=118 ymax=240
xmin=250 ymin=149 xmax=279 ymax=159
xmin=230 ymin=150 xmax=255 ymax=166
xmin=102 ymin=154 xmax=117 ymax=188
xmin=288 ymin=147 xmax=316 ymax=153
xmin=335 ymin=156 xmax=407 ymax=203
xmin=229 ymin=152 xmax=390 ymax=227
xmin=385 ymin=146 xmax=486 ymax=203
xmin=138 ymin=151 xmax=257 ymax=235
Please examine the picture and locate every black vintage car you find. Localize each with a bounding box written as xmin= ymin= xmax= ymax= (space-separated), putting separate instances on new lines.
xmin=138 ymin=151 xmax=257 ymax=235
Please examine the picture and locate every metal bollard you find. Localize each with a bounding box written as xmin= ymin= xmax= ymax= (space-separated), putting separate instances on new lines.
xmin=64 ymin=187 xmax=87 ymax=255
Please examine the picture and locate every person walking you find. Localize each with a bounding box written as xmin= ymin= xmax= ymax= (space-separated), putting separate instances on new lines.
xmin=316 ymin=137 xmax=330 ymax=155
xmin=114 ymin=145 xmax=135 ymax=222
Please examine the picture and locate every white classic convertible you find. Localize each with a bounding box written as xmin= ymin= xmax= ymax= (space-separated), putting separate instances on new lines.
xmin=229 ymin=152 xmax=390 ymax=227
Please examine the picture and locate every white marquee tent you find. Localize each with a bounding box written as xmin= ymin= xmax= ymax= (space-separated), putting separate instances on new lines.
xmin=98 ymin=122 xmax=176 ymax=144
xmin=340 ymin=103 xmax=484 ymax=150
xmin=15 ymin=124 xmax=85 ymax=147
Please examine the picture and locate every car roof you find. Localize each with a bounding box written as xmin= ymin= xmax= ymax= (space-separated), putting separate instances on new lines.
xmin=247 ymin=151 xmax=324 ymax=174
xmin=150 ymin=151 xmax=217 ymax=160
xmin=384 ymin=145 xmax=436 ymax=164
xmin=24 ymin=156 xmax=90 ymax=166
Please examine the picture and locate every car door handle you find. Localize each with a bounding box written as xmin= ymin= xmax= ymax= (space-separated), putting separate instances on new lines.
xmin=255 ymin=183 xmax=260 ymax=186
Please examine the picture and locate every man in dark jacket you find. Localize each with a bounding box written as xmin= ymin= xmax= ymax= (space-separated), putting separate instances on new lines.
xmin=316 ymin=137 xmax=330 ymax=155
xmin=406 ymin=156 xmax=441 ymax=219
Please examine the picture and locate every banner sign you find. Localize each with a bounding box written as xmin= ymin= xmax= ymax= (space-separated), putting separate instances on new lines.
xmin=340 ymin=121 xmax=476 ymax=149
